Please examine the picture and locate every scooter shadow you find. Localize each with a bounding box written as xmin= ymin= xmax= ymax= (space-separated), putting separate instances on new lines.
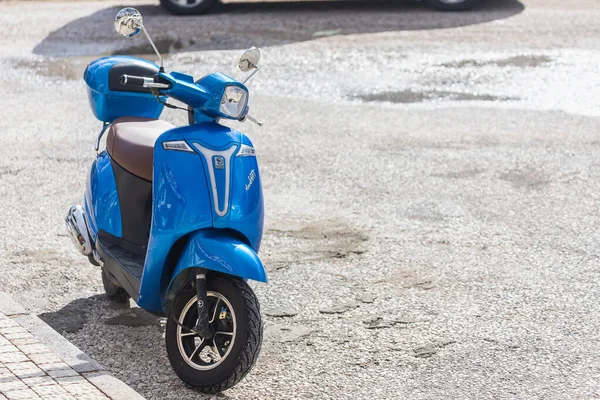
xmin=33 ymin=0 xmax=525 ymax=56
xmin=39 ymin=294 xmax=163 ymax=334
xmin=39 ymin=295 xmax=236 ymax=398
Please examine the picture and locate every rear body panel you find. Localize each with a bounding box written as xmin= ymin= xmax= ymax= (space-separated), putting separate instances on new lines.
xmin=85 ymin=151 xmax=122 ymax=240
xmin=84 ymin=56 xmax=164 ymax=123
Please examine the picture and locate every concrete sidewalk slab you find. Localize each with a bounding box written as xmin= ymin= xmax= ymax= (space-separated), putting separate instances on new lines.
xmin=0 ymin=293 xmax=27 ymax=317
xmin=0 ymin=292 xmax=145 ymax=400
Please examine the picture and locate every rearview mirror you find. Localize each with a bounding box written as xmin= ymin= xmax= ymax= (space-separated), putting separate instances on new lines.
xmin=115 ymin=7 xmax=144 ymax=38
xmin=239 ymin=47 xmax=261 ymax=72
xmin=114 ymin=8 xmax=163 ymax=68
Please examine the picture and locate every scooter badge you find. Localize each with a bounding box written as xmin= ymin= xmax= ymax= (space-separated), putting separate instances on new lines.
xmin=214 ymin=156 xmax=225 ymax=169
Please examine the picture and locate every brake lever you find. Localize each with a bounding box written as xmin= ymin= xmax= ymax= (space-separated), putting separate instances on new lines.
xmin=144 ymin=82 xmax=171 ymax=89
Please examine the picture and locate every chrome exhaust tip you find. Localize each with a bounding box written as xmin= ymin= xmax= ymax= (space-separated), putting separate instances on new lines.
xmin=65 ymin=205 xmax=93 ymax=256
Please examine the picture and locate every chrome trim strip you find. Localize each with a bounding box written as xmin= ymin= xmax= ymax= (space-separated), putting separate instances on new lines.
xmin=192 ymin=144 xmax=237 ymax=217
xmin=163 ymin=140 xmax=194 ymax=152
xmin=236 ymin=144 xmax=256 ymax=157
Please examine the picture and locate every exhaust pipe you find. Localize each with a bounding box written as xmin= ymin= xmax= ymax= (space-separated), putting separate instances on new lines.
xmin=65 ymin=205 xmax=93 ymax=256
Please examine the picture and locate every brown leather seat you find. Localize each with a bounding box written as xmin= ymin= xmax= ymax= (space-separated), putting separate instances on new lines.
xmin=106 ymin=117 xmax=175 ymax=181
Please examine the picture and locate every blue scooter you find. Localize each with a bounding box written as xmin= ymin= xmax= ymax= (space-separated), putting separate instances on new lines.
xmin=65 ymin=8 xmax=266 ymax=393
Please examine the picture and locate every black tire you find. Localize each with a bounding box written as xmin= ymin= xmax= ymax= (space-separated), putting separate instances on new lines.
xmin=159 ymin=0 xmax=219 ymax=15
xmin=423 ymin=0 xmax=480 ymax=11
xmin=101 ymin=269 xmax=130 ymax=303
xmin=165 ymin=275 xmax=262 ymax=394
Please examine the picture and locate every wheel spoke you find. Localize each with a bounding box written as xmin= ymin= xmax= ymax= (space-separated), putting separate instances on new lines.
xmin=210 ymin=298 xmax=221 ymax=323
xmin=180 ymin=331 xmax=198 ymax=337
xmin=211 ymin=343 xmax=224 ymax=359
xmin=212 ymin=331 xmax=233 ymax=359
xmin=189 ymin=339 xmax=208 ymax=361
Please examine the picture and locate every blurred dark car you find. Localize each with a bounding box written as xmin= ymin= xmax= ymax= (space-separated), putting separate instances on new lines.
xmin=160 ymin=0 xmax=481 ymax=15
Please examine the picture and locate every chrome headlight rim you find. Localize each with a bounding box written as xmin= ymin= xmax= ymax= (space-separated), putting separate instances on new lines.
xmin=219 ymin=85 xmax=248 ymax=120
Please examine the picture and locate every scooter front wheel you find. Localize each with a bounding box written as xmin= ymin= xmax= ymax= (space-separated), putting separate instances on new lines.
xmin=165 ymin=275 xmax=263 ymax=394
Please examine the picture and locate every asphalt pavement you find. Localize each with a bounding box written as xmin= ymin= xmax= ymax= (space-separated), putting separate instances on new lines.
xmin=0 ymin=0 xmax=599 ymax=399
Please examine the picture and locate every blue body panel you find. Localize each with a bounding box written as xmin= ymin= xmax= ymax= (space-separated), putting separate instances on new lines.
xmin=85 ymin=151 xmax=122 ymax=241
xmin=167 ymin=230 xmax=267 ymax=296
xmin=219 ymin=146 xmax=264 ymax=244
xmin=137 ymin=123 xmax=264 ymax=312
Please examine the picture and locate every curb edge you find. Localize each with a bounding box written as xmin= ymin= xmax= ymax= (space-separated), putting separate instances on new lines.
xmin=0 ymin=292 xmax=146 ymax=400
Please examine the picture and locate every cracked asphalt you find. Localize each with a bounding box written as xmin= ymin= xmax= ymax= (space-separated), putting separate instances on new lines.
xmin=0 ymin=0 xmax=599 ymax=399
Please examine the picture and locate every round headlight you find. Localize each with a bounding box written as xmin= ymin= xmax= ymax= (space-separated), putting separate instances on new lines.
xmin=219 ymin=86 xmax=248 ymax=119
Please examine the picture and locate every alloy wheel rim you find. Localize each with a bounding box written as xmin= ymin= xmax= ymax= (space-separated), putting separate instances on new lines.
xmin=176 ymin=291 xmax=237 ymax=371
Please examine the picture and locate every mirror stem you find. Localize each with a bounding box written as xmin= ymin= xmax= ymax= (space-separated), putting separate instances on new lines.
xmin=242 ymin=66 xmax=260 ymax=84
xmin=141 ymin=25 xmax=164 ymax=69
xmin=244 ymin=115 xmax=263 ymax=127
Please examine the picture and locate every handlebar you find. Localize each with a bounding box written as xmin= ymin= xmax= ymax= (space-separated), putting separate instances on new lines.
xmin=120 ymin=74 xmax=171 ymax=90
xmin=119 ymin=74 xmax=149 ymax=86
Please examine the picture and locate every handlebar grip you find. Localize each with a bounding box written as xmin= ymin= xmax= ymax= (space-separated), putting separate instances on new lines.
xmin=119 ymin=74 xmax=147 ymax=87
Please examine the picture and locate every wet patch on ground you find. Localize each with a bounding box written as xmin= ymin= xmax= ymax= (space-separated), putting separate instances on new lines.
xmin=431 ymin=169 xmax=485 ymax=179
xmin=413 ymin=341 xmax=456 ymax=358
xmin=498 ymin=169 xmax=580 ymax=190
xmin=499 ymin=167 xmax=552 ymax=190
xmin=441 ymin=55 xmax=553 ymax=69
xmin=265 ymin=324 xmax=315 ymax=344
xmin=264 ymin=219 xmax=371 ymax=270
xmin=403 ymin=200 xmax=450 ymax=224
xmin=319 ymin=302 xmax=358 ymax=315
xmin=363 ymin=317 xmax=417 ymax=330
xmin=13 ymin=57 xmax=94 ymax=81
xmin=370 ymin=137 xmax=472 ymax=152
xmin=353 ymin=90 xmax=517 ymax=104
xmin=377 ymin=269 xmax=436 ymax=291
xmin=0 ymin=166 xmax=24 ymax=177
xmin=10 ymin=249 xmax=69 ymax=266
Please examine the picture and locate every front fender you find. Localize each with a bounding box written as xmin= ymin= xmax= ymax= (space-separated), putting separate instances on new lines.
xmin=164 ymin=230 xmax=267 ymax=306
